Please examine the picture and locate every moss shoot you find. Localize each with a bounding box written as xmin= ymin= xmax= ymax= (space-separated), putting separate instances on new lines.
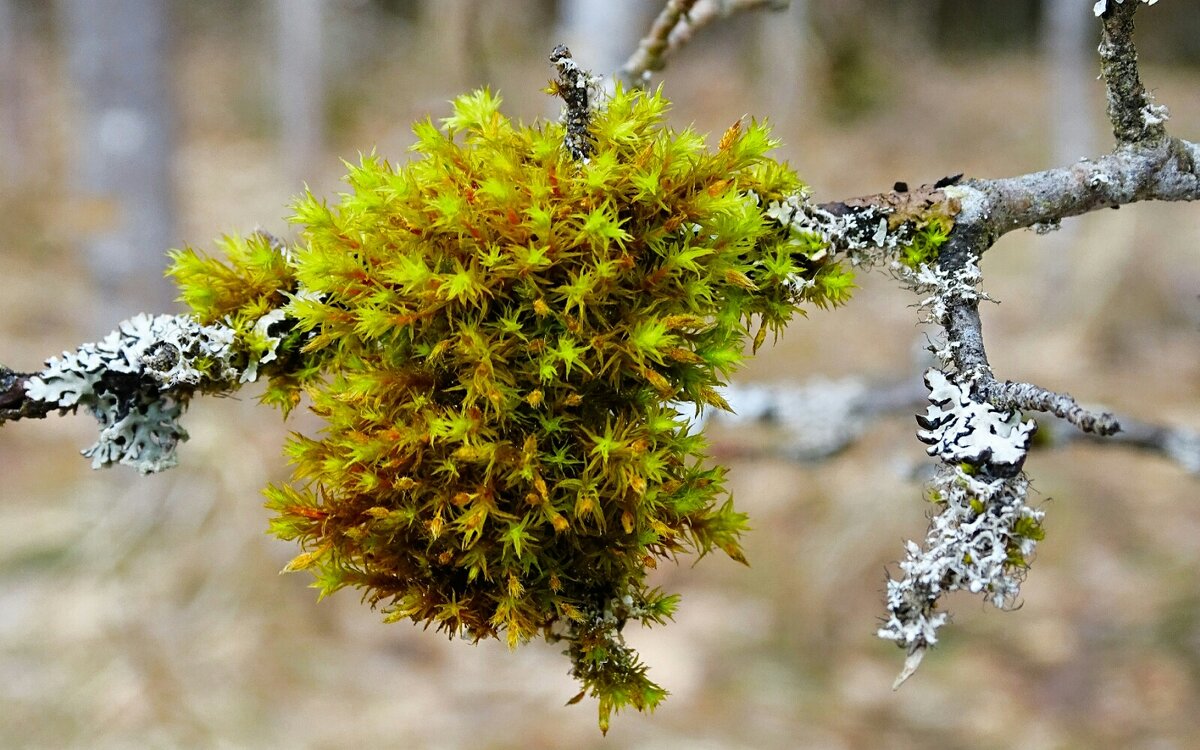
xmin=170 ymin=84 xmax=852 ymax=731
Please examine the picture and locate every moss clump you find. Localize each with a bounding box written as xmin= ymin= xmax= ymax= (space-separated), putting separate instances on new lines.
xmin=167 ymin=232 xmax=322 ymax=413
xmin=172 ymin=85 xmax=850 ymax=731
xmin=896 ymin=213 xmax=951 ymax=270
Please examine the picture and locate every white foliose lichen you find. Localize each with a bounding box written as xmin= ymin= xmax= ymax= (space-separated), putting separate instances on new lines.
xmin=901 ymin=256 xmax=986 ymax=327
xmin=877 ymin=464 xmax=1042 ymax=648
xmin=240 ymin=307 xmax=288 ymax=383
xmin=23 ymin=313 xmax=271 ymax=473
xmin=1140 ymin=102 xmax=1170 ymax=130
xmin=916 ymin=369 xmax=1036 ymax=473
xmin=1094 ymin=0 xmax=1159 ymax=17
xmin=880 ymin=368 xmax=1043 ymax=684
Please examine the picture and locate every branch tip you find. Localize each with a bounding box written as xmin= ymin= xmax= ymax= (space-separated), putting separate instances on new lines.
xmin=618 ymin=0 xmax=788 ymax=88
xmin=893 ymin=647 xmax=925 ymax=690
xmin=549 ymin=44 xmax=596 ymax=161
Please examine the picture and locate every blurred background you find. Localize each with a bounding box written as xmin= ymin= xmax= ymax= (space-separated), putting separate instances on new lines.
xmin=2 ymin=1 xmax=1199 ymax=747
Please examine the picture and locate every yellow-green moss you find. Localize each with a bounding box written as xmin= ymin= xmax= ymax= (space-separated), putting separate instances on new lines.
xmin=171 ymin=85 xmax=852 ymax=731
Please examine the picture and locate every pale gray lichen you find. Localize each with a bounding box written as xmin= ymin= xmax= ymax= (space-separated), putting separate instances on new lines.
xmin=765 ymin=194 xmax=903 ymax=267
xmin=1140 ymin=102 xmax=1170 ymax=129
xmin=902 ymin=257 xmax=986 ymax=328
xmin=880 ymin=368 xmax=1043 ymax=686
xmin=878 ymin=464 xmax=1042 ymax=669
xmin=240 ymin=307 xmax=288 ymax=383
xmin=82 ymin=394 xmax=188 ymax=473
xmin=24 ymin=313 xmax=251 ymax=473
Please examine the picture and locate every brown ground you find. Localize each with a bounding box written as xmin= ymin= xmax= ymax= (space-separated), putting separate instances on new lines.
xmin=2 ymin=9 xmax=1199 ymax=749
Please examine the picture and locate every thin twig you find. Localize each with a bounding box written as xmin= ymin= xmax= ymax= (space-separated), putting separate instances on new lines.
xmin=946 ymin=138 xmax=1199 ymax=247
xmin=617 ymin=0 xmax=788 ymax=87
xmin=549 ymin=44 xmax=597 ymax=160
xmin=617 ymin=0 xmax=700 ymax=87
xmin=0 ymin=365 xmax=53 ymax=422
xmin=985 ymin=380 xmax=1119 ymax=436
xmin=935 ymin=229 xmax=1119 ymax=437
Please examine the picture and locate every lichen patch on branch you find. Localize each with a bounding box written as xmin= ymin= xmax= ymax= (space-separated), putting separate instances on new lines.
xmin=24 ymin=314 xmax=254 ymax=472
xmin=881 ymin=372 xmax=1044 ymax=685
xmin=916 ymin=369 xmax=1036 ymax=475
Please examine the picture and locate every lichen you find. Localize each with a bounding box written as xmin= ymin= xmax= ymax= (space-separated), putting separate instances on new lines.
xmin=879 ymin=369 xmax=1044 ymax=683
xmin=166 ymin=231 xmax=318 ymax=414
xmin=916 ymin=368 xmax=1036 ymax=474
xmin=25 ymin=313 xmax=247 ymax=473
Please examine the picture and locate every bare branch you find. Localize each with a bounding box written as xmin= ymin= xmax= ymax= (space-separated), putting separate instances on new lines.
xmin=1099 ymin=0 xmax=1167 ymax=143
xmin=617 ymin=0 xmax=699 ymax=87
xmin=945 ymin=138 xmax=1199 ymax=247
xmin=0 ymin=365 xmax=55 ymax=422
xmin=703 ymin=374 xmax=926 ymax=461
xmin=617 ymin=0 xmax=788 ymax=87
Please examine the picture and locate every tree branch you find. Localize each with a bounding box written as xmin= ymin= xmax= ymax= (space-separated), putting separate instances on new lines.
xmin=617 ymin=0 xmax=699 ymax=87
xmin=0 ymin=365 xmax=54 ymax=421
xmin=1099 ymin=0 xmax=1166 ymax=143
xmin=549 ymin=44 xmax=597 ymax=160
xmin=617 ymin=0 xmax=789 ymax=87
xmin=707 ymin=373 xmax=1199 ymax=475
xmin=932 ymin=235 xmax=1120 ymax=437
xmin=944 ymin=138 xmax=1199 ymax=248
xmin=1 ymin=313 xmax=287 ymax=472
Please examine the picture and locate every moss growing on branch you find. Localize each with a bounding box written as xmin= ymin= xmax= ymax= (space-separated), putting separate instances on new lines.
xmin=169 ymin=84 xmax=856 ymax=731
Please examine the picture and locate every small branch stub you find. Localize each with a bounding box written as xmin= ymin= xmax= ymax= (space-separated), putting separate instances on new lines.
xmin=1098 ymin=0 xmax=1167 ymax=143
xmin=549 ymin=44 xmax=596 ymax=161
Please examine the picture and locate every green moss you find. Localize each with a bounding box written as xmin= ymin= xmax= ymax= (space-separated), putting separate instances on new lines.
xmin=896 ymin=214 xmax=951 ymax=270
xmin=170 ymin=85 xmax=849 ymax=731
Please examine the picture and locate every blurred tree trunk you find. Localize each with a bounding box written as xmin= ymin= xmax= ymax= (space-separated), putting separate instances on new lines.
xmin=0 ymin=0 xmax=29 ymax=189
xmin=424 ymin=0 xmax=486 ymax=90
xmin=1041 ymin=0 xmax=1096 ymax=315
xmin=556 ymin=0 xmax=650 ymax=80
xmin=1045 ymin=0 xmax=1095 ymax=171
xmin=60 ymin=0 xmax=176 ymax=325
xmin=275 ymin=0 xmax=325 ymax=185
xmin=757 ymin=0 xmax=808 ymax=122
